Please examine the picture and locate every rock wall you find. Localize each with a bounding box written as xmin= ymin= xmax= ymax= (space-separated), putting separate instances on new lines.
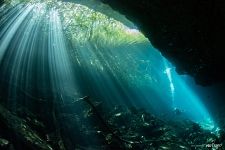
xmin=100 ymin=0 xmax=225 ymax=85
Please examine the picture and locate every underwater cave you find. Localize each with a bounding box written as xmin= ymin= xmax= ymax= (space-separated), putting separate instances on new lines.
xmin=0 ymin=0 xmax=225 ymax=149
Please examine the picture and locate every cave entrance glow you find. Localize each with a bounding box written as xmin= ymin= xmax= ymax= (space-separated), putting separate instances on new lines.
xmin=0 ymin=0 xmax=219 ymax=149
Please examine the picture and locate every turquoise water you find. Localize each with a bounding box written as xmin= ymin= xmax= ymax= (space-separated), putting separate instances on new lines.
xmin=0 ymin=2 xmax=216 ymax=133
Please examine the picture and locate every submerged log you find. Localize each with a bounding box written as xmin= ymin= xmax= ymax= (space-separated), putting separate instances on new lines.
xmin=0 ymin=104 xmax=52 ymax=150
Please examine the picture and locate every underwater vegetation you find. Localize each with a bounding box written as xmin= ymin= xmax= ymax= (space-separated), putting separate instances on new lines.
xmin=0 ymin=0 xmax=225 ymax=149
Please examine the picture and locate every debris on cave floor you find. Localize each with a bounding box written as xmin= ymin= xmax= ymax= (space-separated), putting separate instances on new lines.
xmin=0 ymin=138 xmax=11 ymax=150
xmin=0 ymin=104 xmax=52 ymax=150
xmin=0 ymin=101 xmax=224 ymax=150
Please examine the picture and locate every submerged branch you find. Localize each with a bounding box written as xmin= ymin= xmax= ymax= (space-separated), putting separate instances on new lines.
xmin=20 ymin=88 xmax=47 ymax=102
xmin=76 ymin=96 xmax=144 ymax=145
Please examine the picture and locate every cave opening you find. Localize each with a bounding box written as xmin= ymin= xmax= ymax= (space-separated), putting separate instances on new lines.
xmin=0 ymin=0 xmax=224 ymax=149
